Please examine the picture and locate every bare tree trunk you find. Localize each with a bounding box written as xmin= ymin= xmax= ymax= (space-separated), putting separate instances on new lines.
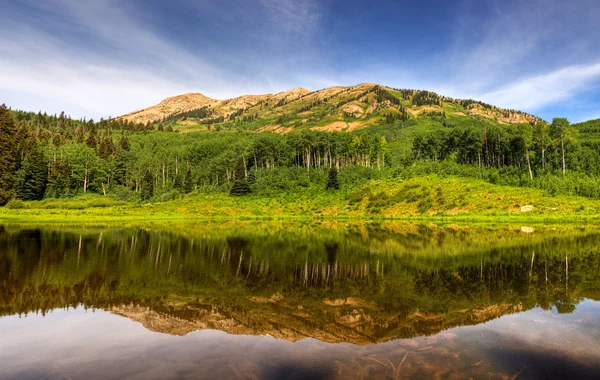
xmin=541 ymin=145 xmax=545 ymax=169
xmin=83 ymin=162 xmax=88 ymax=193
xmin=526 ymin=149 xmax=533 ymax=180
xmin=561 ymin=137 xmax=566 ymax=177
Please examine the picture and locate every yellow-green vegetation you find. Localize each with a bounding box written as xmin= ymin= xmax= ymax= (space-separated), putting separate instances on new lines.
xmin=2 ymin=175 xmax=599 ymax=223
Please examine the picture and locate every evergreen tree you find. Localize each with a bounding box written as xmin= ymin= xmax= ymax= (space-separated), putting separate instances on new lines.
xmin=140 ymin=170 xmax=154 ymax=201
xmin=173 ymin=173 xmax=183 ymax=190
xmin=86 ymin=129 xmax=98 ymax=149
xmin=17 ymin=148 xmax=48 ymax=201
xmin=113 ymin=155 xmax=127 ymax=186
xmin=247 ymin=167 xmax=256 ymax=185
xmin=326 ymin=167 xmax=340 ymax=190
xmin=98 ymin=136 xmax=114 ymax=159
xmin=46 ymin=160 xmax=71 ymax=198
xmin=183 ymin=168 xmax=193 ymax=193
xmin=119 ymin=134 xmax=131 ymax=151
xmin=230 ymin=158 xmax=250 ymax=196
xmin=0 ymin=104 xmax=21 ymax=205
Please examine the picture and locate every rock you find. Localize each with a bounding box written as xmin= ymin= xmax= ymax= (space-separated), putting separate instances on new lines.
xmin=521 ymin=226 xmax=535 ymax=234
xmin=520 ymin=205 xmax=534 ymax=213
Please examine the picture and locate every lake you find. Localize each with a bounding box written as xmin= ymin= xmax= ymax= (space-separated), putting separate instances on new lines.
xmin=1 ymin=222 xmax=599 ymax=379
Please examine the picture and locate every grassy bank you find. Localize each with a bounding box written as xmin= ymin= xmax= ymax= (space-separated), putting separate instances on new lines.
xmin=1 ymin=175 xmax=599 ymax=224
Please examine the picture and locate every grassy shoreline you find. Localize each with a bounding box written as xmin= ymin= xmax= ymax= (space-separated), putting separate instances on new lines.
xmin=2 ymin=175 xmax=599 ymax=225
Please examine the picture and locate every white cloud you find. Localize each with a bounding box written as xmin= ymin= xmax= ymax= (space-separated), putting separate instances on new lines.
xmin=437 ymin=0 xmax=600 ymax=114
xmin=0 ymin=0 xmax=326 ymax=118
xmin=478 ymin=62 xmax=600 ymax=110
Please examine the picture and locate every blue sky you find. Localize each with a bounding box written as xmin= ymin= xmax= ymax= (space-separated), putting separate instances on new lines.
xmin=1 ymin=0 xmax=599 ymax=122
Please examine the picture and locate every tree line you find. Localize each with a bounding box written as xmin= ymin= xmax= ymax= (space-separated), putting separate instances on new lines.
xmin=0 ymin=104 xmax=390 ymax=204
xmin=2 ymin=101 xmax=600 ymax=204
xmin=411 ymin=118 xmax=585 ymax=178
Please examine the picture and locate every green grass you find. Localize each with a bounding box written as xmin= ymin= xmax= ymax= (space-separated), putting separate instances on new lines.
xmin=2 ymin=175 xmax=599 ymax=224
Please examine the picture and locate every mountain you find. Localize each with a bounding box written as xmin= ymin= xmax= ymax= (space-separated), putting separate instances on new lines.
xmin=119 ymin=92 xmax=216 ymax=125
xmin=119 ymin=83 xmax=540 ymax=132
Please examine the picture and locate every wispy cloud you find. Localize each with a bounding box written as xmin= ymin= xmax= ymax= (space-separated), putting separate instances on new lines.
xmin=0 ymin=0 xmax=326 ymax=118
xmin=1 ymin=0 xmax=599 ymax=122
xmin=259 ymin=0 xmax=322 ymax=35
xmin=478 ymin=61 xmax=600 ymax=110
xmin=430 ymin=0 xmax=600 ymax=118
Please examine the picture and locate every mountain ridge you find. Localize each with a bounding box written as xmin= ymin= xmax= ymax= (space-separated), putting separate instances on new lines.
xmin=118 ymin=83 xmax=541 ymax=130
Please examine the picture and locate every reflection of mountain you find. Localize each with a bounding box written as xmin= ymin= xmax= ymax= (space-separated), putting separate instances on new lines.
xmin=1 ymin=223 xmax=599 ymax=343
xmin=110 ymin=299 xmax=524 ymax=345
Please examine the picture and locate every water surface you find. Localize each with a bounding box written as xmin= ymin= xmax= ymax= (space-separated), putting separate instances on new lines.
xmin=1 ymin=222 xmax=599 ymax=379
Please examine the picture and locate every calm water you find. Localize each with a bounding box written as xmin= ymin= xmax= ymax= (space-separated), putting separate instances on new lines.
xmin=1 ymin=222 xmax=600 ymax=379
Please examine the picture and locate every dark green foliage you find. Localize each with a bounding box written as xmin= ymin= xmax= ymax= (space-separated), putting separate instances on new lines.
xmin=183 ymin=168 xmax=194 ymax=193
xmin=230 ymin=158 xmax=250 ymax=196
xmin=161 ymin=106 xmax=215 ymax=124
xmin=46 ymin=161 xmax=72 ymax=197
xmin=326 ymin=167 xmax=340 ymax=190
xmin=140 ymin=170 xmax=154 ymax=201
xmin=98 ymin=136 xmax=115 ymax=159
xmin=173 ymin=174 xmax=183 ymax=190
xmin=16 ymin=148 xmax=48 ymax=201
xmin=0 ymin=104 xmax=21 ymax=205
xmin=120 ymin=134 xmax=131 ymax=151
xmin=113 ymin=155 xmax=127 ymax=186
xmin=86 ymin=130 xmax=98 ymax=149
xmin=247 ymin=168 xmax=256 ymax=185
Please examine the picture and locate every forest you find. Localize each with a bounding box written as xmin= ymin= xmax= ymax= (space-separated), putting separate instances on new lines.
xmin=2 ymin=102 xmax=600 ymax=207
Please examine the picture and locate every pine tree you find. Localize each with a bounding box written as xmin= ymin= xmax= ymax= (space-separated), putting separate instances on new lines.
xmin=140 ymin=170 xmax=154 ymax=201
xmin=119 ymin=134 xmax=131 ymax=151
xmin=46 ymin=160 xmax=71 ymax=198
xmin=230 ymin=158 xmax=250 ymax=196
xmin=183 ymin=168 xmax=193 ymax=193
xmin=173 ymin=173 xmax=183 ymax=190
xmin=86 ymin=129 xmax=98 ymax=149
xmin=98 ymin=136 xmax=114 ymax=159
xmin=0 ymin=104 xmax=21 ymax=205
xmin=326 ymin=167 xmax=340 ymax=190
xmin=17 ymin=148 xmax=48 ymax=201
xmin=113 ymin=155 xmax=127 ymax=186
xmin=247 ymin=168 xmax=256 ymax=185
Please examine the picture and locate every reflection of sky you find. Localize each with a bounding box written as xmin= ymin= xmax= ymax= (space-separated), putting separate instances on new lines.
xmin=1 ymin=302 xmax=600 ymax=379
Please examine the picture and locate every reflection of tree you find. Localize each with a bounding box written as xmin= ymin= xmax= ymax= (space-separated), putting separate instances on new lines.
xmin=0 ymin=225 xmax=599 ymax=340
xmin=325 ymin=242 xmax=338 ymax=265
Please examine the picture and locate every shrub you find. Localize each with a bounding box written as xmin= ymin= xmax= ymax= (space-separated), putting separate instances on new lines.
xmin=5 ymin=200 xmax=26 ymax=209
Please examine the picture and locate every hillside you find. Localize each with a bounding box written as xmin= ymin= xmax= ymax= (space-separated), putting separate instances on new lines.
xmin=119 ymin=83 xmax=540 ymax=131
xmin=573 ymin=117 xmax=600 ymax=145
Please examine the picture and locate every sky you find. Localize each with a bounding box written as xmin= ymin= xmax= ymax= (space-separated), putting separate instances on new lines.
xmin=1 ymin=0 xmax=599 ymax=122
